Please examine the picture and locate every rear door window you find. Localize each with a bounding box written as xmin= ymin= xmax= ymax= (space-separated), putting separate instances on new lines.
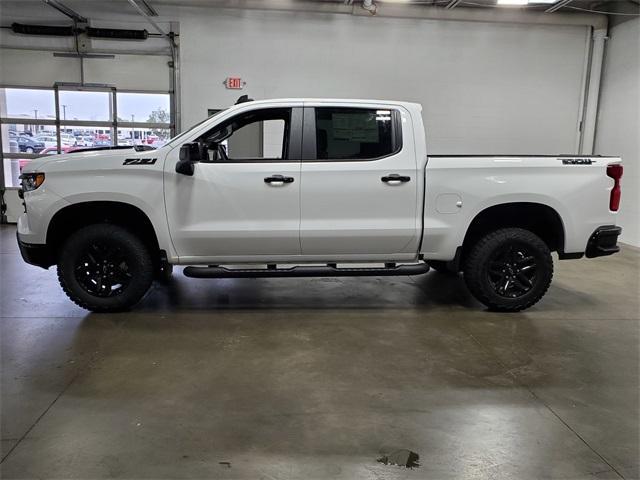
xmin=314 ymin=107 xmax=399 ymax=160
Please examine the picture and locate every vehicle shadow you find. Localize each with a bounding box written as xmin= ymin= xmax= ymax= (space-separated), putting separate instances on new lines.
xmin=134 ymin=269 xmax=483 ymax=313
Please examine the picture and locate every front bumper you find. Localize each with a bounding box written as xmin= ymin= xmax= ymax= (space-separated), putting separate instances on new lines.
xmin=585 ymin=225 xmax=622 ymax=258
xmin=17 ymin=232 xmax=54 ymax=269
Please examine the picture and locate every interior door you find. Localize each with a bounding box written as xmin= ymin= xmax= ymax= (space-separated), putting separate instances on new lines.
xmin=164 ymin=106 xmax=303 ymax=262
xmin=300 ymin=105 xmax=420 ymax=259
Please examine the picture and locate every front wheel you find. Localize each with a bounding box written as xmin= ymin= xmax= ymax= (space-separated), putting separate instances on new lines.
xmin=463 ymin=228 xmax=553 ymax=312
xmin=57 ymin=224 xmax=154 ymax=312
xmin=25 ymin=147 xmax=34 ymax=153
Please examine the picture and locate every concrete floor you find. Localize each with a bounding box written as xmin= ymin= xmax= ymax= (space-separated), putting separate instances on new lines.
xmin=0 ymin=224 xmax=638 ymax=480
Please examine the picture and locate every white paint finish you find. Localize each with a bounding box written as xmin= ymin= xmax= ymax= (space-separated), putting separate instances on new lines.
xmin=163 ymin=100 xmax=304 ymax=258
xmin=17 ymin=148 xmax=175 ymax=260
xmin=164 ymin=160 xmax=302 ymax=257
xmin=18 ymin=99 xmax=621 ymax=267
xmin=421 ymin=155 xmax=621 ymax=260
xmin=595 ymin=19 xmax=640 ymax=247
xmin=179 ymin=8 xmax=588 ymax=155
xmin=300 ymin=103 xmax=420 ymax=257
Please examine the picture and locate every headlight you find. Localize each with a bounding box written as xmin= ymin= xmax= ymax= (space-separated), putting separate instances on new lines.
xmin=20 ymin=172 xmax=45 ymax=192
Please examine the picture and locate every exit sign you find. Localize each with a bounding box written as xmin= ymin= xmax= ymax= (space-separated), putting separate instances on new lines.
xmin=224 ymin=77 xmax=243 ymax=89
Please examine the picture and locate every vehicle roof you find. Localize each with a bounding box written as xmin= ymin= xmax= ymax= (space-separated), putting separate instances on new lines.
xmin=232 ymin=98 xmax=421 ymax=110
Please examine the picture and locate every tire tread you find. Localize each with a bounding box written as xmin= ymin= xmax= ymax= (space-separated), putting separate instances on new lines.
xmin=464 ymin=228 xmax=553 ymax=312
xmin=57 ymin=224 xmax=153 ymax=312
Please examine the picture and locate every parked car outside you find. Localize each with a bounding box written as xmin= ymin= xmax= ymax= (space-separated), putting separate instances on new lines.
xmin=34 ymin=136 xmax=58 ymax=148
xmin=34 ymin=135 xmax=75 ymax=148
xmin=60 ymin=133 xmax=77 ymax=146
xmin=16 ymin=136 xmax=45 ymax=153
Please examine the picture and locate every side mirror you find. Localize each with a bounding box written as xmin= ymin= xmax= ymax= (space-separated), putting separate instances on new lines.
xmin=176 ymin=142 xmax=201 ymax=176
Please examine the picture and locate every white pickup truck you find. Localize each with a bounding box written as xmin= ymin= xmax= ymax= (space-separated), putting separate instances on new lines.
xmin=16 ymin=97 xmax=623 ymax=313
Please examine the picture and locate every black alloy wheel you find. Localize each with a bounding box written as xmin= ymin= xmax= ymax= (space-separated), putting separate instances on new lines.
xmin=487 ymin=243 xmax=537 ymax=298
xmin=74 ymin=241 xmax=133 ymax=297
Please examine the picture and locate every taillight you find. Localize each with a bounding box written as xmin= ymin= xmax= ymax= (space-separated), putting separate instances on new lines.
xmin=607 ymin=164 xmax=623 ymax=211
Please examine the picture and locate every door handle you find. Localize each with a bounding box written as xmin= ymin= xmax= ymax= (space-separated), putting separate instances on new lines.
xmin=381 ymin=174 xmax=411 ymax=184
xmin=264 ymin=175 xmax=294 ymax=185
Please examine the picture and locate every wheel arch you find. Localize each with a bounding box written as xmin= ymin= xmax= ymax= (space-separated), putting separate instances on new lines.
xmin=47 ymin=201 xmax=161 ymax=264
xmin=460 ymin=202 xmax=565 ymax=267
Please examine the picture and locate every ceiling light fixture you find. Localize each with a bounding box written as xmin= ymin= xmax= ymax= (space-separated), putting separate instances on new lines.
xmin=497 ymin=0 xmax=529 ymax=5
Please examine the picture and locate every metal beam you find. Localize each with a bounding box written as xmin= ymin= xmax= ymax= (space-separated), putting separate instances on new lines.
xmin=135 ymin=0 xmax=159 ymax=17
xmin=128 ymin=0 xmax=169 ymax=36
xmin=546 ymin=0 xmax=574 ymax=13
xmin=42 ymin=0 xmax=87 ymax=23
xmin=445 ymin=0 xmax=464 ymax=9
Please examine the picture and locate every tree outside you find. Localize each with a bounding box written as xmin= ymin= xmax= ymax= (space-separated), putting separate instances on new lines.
xmin=147 ymin=107 xmax=170 ymax=138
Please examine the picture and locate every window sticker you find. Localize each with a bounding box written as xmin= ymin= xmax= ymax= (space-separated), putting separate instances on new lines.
xmin=331 ymin=113 xmax=380 ymax=142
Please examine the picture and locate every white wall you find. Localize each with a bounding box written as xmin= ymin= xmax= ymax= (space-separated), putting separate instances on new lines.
xmin=178 ymin=8 xmax=590 ymax=155
xmin=595 ymin=19 xmax=640 ymax=247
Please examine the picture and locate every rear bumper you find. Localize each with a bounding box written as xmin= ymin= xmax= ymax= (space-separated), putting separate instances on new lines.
xmin=17 ymin=232 xmax=54 ymax=269
xmin=585 ymin=225 xmax=622 ymax=258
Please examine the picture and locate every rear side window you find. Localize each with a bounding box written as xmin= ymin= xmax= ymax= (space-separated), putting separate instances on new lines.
xmin=314 ymin=107 xmax=399 ymax=160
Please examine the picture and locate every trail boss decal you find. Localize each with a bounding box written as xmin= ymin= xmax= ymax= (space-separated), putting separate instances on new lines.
xmin=123 ymin=158 xmax=157 ymax=165
xmin=561 ymin=158 xmax=594 ymax=165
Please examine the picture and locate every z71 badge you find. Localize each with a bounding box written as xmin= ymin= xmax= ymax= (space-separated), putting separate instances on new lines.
xmin=561 ymin=158 xmax=594 ymax=165
xmin=123 ymin=158 xmax=157 ymax=165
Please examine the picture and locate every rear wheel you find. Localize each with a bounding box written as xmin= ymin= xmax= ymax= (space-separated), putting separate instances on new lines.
xmin=463 ymin=228 xmax=553 ymax=312
xmin=57 ymin=224 xmax=154 ymax=312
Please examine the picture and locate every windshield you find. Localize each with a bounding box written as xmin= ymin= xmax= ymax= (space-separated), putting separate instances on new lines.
xmin=166 ymin=109 xmax=227 ymax=147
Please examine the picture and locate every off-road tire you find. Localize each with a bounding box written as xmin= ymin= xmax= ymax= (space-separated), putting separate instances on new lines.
xmin=57 ymin=224 xmax=154 ymax=312
xmin=464 ymin=228 xmax=553 ymax=312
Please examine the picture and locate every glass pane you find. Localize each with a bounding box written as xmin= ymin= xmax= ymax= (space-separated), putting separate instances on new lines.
xmin=0 ymin=88 xmax=56 ymax=119
xmin=203 ymin=108 xmax=290 ymax=161
xmin=2 ymin=122 xmax=50 ymax=154
xmin=58 ymin=90 xmax=111 ymax=122
xmin=116 ymin=93 xmax=170 ymax=124
xmin=63 ymin=125 xmax=114 ymax=147
xmin=117 ymin=127 xmax=170 ymax=147
xmin=315 ymin=107 xmax=394 ymax=160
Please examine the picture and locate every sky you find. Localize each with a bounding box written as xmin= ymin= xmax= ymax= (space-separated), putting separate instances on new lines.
xmin=4 ymin=88 xmax=169 ymax=123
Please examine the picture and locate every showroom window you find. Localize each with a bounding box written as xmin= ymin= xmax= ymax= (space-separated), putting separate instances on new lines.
xmin=0 ymin=87 xmax=171 ymax=187
xmin=314 ymin=107 xmax=398 ymax=160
